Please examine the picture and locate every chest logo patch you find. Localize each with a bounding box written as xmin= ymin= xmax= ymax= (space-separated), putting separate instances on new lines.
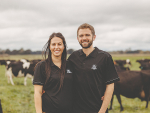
xmin=91 ymin=64 xmax=97 ymax=70
xmin=67 ymin=69 xmax=72 ymax=73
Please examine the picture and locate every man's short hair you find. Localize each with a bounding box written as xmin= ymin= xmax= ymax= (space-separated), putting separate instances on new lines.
xmin=77 ymin=23 xmax=95 ymax=36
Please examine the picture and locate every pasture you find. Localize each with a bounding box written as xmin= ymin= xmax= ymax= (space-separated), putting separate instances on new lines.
xmin=0 ymin=54 xmax=150 ymax=113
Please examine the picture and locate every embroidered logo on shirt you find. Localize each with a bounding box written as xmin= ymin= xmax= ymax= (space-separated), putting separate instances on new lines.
xmin=67 ymin=69 xmax=72 ymax=73
xmin=91 ymin=64 xmax=97 ymax=70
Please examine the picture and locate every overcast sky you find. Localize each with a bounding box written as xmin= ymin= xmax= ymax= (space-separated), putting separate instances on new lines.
xmin=0 ymin=0 xmax=150 ymax=51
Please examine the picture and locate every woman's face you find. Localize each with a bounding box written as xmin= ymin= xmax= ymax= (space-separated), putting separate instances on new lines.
xmin=50 ymin=37 xmax=65 ymax=58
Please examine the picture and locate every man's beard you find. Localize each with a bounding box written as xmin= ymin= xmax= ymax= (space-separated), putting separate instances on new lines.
xmin=79 ymin=39 xmax=93 ymax=49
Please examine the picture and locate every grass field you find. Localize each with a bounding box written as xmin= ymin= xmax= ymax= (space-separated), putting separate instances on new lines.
xmin=0 ymin=54 xmax=150 ymax=113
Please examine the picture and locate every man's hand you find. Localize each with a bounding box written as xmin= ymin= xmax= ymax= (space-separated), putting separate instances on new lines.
xmin=98 ymin=83 xmax=114 ymax=113
xmin=42 ymin=90 xmax=45 ymax=94
xmin=101 ymin=96 xmax=104 ymax=101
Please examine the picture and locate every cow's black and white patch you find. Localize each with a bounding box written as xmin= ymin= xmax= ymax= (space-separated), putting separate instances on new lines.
xmin=5 ymin=59 xmax=37 ymax=86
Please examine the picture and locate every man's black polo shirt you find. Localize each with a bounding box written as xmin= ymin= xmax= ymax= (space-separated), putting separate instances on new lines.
xmin=68 ymin=47 xmax=119 ymax=113
xmin=33 ymin=60 xmax=73 ymax=113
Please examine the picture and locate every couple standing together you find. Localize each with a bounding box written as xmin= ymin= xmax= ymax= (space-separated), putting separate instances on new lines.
xmin=33 ymin=23 xmax=120 ymax=113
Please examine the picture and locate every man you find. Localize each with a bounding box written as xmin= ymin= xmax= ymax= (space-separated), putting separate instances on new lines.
xmin=68 ymin=23 xmax=119 ymax=113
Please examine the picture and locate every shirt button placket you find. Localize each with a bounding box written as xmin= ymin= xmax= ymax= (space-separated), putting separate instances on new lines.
xmin=83 ymin=59 xmax=86 ymax=68
xmin=83 ymin=62 xmax=85 ymax=67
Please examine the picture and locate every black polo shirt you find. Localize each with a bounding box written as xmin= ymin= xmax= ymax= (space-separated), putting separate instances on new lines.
xmin=33 ymin=60 xmax=73 ymax=113
xmin=68 ymin=47 xmax=119 ymax=113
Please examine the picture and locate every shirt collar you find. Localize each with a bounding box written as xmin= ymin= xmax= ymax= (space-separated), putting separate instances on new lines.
xmin=79 ymin=47 xmax=98 ymax=58
xmin=45 ymin=59 xmax=57 ymax=67
xmin=79 ymin=49 xmax=85 ymax=56
xmin=48 ymin=59 xmax=55 ymax=67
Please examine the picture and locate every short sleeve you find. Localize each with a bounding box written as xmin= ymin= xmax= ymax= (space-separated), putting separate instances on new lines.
xmin=33 ymin=62 xmax=45 ymax=85
xmin=104 ymin=55 xmax=120 ymax=84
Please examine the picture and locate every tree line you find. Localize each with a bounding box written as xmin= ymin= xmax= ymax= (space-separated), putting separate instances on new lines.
xmin=0 ymin=48 xmax=75 ymax=55
xmin=108 ymin=49 xmax=150 ymax=54
xmin=0 ymin=48 xmax=150 ymax=55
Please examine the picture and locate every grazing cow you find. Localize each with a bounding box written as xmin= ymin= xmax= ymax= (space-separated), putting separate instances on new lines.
xmin=114 ymin=65 xmax=126 ymax=72
xmin=139 ymin=62 xmax=150 ymax=70
xmin=137 ymin=59 xmax=150 ymax=64
xmin=115 ymin=59 xmax=131 ymax=66
xmin=0 ymin=99 xmax=2 ymax=113
xmin=109 ymin=71 xmax=150 ymax=111
xmin=0 ymin=60 xmax=16 ymax=78
xmin=0 ymin=60 xmax=16 ymax=66
xmin=30 ymin=59 xmax=41 ymax=64
xmin=6 ymin=59 xmax=37 ymax=86
xmin=136 ymin=59 xmax=150 ymax=70
xmin=0 ymin=60 xmax=7 ymax=65
xmin=114 ymin=59 xmax=131 ymax=72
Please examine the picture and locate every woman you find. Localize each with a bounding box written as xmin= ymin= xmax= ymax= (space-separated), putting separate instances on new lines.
xmin=33 ymin=32 xmax=73 ymax=113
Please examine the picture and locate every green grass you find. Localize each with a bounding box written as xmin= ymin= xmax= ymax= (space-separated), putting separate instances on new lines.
xmin=0 ymin=54 xmax=43 ymax=61
xmin=0 ymin=65 xmax=35 ymax=113
xmin=0 ymin=54 xmax=150 ymax=113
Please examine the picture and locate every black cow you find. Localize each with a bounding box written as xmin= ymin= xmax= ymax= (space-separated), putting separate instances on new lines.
xmin=114 ymin=59 xmax=131 ymax=72
xmin=109 ymin=71 xmax=150 ymax=111
xmin=137 ymin=59 xmax=150 ymax=64
xmin=139 ymin=62 xmax=150 ymax=70
xmin=114 ymin=59 xmax=131 ymax=71
xmin=0 ymin=60 xmax=7 ymax=65
xmin=114 ymin=64 xmax=130 ymax=72
xmin=136 ymin=59 xmax=150 ymax=70
xmin=6 ymin=59 xmax=37 ymax=86
xmin=30 ymin=59 xmax=41 ymax=64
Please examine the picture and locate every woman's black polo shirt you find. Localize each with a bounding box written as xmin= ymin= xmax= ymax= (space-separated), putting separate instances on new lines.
xmin=33 ymin=60 xmax=73 ymax=113
xmin=68 ymin=47 xmax=119 ymax=113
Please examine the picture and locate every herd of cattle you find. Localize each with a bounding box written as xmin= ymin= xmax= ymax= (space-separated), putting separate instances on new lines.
xmin=0 ymin=58 xmax=150 ymax=111
xmin=0 ymin=59 xmax=40 ymax=86
xmin=111 ymin=59 xmax=150 ymax=111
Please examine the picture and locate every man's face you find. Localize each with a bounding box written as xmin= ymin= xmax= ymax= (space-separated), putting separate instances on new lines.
xmin=77 ymin=28 xmax=96 ymax=49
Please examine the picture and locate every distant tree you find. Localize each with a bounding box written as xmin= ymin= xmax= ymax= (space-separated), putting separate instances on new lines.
xmin=18 ymin=48 xmax=24 ymax=54
xmin=144 ymin=51 xmax=150 ymax=54
xmin=5 ymin=49 xmax=11 ymax=54
xmin=31 ymin=51 xmax=42 ymax=54
xmin=11 ymin=50 xmax=19 ymax=54
xmin=118 ymin=50 xmax=124 ymax=54
xmin=0 ymin=48 xmax=2 ymax=54
xmin=24 ymin=49 xmax=32 ymax=54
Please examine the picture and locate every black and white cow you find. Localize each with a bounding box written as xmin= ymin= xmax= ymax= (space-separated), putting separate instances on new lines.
xmin=0 ymin=60 xmax=15 ymax=66
xmin=6 ymin=59 xmax=38 ymax=86
xmin=0 ymin=60 xmax=16 ymax=78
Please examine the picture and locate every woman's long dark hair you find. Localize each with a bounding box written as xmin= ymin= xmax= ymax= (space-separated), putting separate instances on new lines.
xmin=42 ymin=32 xmax=67 ymax=89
